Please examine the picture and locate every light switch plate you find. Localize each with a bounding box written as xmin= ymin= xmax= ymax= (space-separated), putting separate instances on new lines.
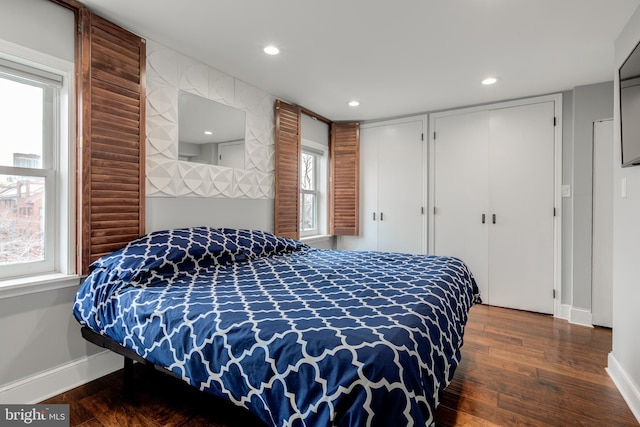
xmin=622 ymin=178 xmax=627 ymax=198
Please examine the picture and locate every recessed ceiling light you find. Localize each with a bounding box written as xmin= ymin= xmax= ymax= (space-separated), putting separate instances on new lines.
xmin=347 ymin=100 xmax=360 ymax=107
xmin=482 ymin=77 xmax=498 ymax=85
xmin=263 ymin=45 xmax=280 ymax=55
xmin=204 ymin=131 xmax=213 ymax=135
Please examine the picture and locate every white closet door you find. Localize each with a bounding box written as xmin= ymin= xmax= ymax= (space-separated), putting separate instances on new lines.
xmin=339 ymin=120 xmax=424 ymax=253
xmin=433 ymin=111 xmax=490 ymax=300
xmin=358 ymin=126 xmax=380 ymax=251
xmin=377 ymin=120 xmax=424 ymax=254
xmin=488 ymin=102 xmax=555 ymax=314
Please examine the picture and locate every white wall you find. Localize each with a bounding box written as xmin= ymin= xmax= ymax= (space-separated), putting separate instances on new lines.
xmin=0 ymin=0 xmax=122 ymax=404
xmin=570 ymin=82 xmax=614 ymax=318
xmin=560 ymin=84 xmax=615 ymax=320
xmin=146 ymin=197 xmax=273 ymax=232
xmin=0 ymin=281 xmax=123 ymax=404
xmin=561 ymin=90 xmax=574 ymax=305
xmin=609 ymin=5 xmax=640 ymax=422
xmin=0 ymin=0 xmax=74 ymax=63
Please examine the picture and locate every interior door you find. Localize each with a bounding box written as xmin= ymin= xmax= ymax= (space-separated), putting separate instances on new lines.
xmin=433 ymin=111 xmax=490 ymax=300
xmin=377 ymin=119 xmax=424 ymax=254
xmin=592 ymin=119 xmax=613 ymax=327
xmin=487 ymin=102 xmax=555 ymax=314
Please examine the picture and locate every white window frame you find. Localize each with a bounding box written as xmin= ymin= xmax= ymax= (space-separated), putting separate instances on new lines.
xmin=300 ymin=139 xmax=328 ymax=238
xmin=0 ymin=40 xmax=75 ymax=285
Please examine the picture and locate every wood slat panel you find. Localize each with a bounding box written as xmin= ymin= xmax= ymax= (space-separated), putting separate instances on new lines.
xmin=91 ymin=33 xmax=140 ymax=68
xmin=330 ymin=122 xmax=359 ymax=235
xmin=91 ymin=212 xmax=139 ymax=222
xmin=91 ymin=227 xmax=141 ymax=238
xmin=92 ymin=133 xmax=141 ymax=149
xmin=91 ymin=206 xmax=139 ymax=216
xmin=91 ymin=95 xmax=139 ymax=118
xmin=92 ymin=169 xmax=139 ymax=180
xmin=91 ymin=173 xmax=140 ymax=186
xmin=92 ymin=142 xmax=139 ymax=159
xmin=91 ymin=67 xmax=140 ymax=93
xmin=78 ymin=10 xmax=146 ymax=274
xmin=91 ymin=203 xmax=138 ymax=212
xmin=90 ymin=53 xmax=140 ymax=85
xmin=91 ymin=157 xmax=139 ymax=171
xmin=91 ymin=114 xmax=140 ymax=136
xmin=91 ymin=181 xmax=139 ymax=192
xmin=91 ymin=14 xmax=145 ymax=51
xmin=90 ymin=237 xmax=140 ymax=248
xmin=273 ymin=100 xmax=301 ymax=240
xmin=92 ymin=84 xmax=140 ymax=110
xmin=91 ymin=155 xmax=139 ymax=168
xmin=91 ymin=191 xmax=140 ymax=201
xmin=90 ymin=197 xmax=141 ymax=207
xmin=92 ymin=102 xmax=140 ymax=123
xmin=90 ymin=220 xmax=141 ymax=229
xmin=91 ymin=109 xmax=141 ymax=134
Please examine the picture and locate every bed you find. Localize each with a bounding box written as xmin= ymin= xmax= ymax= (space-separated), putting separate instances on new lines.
xmin=73 ymin=227 xmax=480 ymax=426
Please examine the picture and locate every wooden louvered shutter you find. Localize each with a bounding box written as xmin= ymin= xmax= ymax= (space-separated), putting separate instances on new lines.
xmin=330 ymin=122 xmax=360 ymax=236
xmin=78 ymin=11 xmax=146 ymax=273
xmin=274 ymin=100 xmax=301 ymax=239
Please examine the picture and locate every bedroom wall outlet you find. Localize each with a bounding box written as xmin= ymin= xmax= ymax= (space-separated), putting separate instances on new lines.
xmin=561 ymin=185 xmax=571 ymax=198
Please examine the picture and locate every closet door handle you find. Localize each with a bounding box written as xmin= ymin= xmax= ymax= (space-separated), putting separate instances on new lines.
xmin=373 ymin=212 xmax=376 ymax=221
xmin=380 ymin=212 xmax=384 ymax=221
xmin=482 ymin=214 xmax=486 ymax=224
xmin=492 ymin=214 xmax=496 ymax=224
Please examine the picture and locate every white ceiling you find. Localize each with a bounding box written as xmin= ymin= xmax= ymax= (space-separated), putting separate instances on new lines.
xmin=79 ymin=0 xmax=639 ymax=122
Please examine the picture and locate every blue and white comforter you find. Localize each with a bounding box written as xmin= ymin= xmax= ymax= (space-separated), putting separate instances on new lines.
xmin=74 ymin=227 xmax=480 ymax=427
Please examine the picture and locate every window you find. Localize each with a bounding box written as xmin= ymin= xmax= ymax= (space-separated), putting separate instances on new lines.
xmin=274 ymin=100 xmax=358 ymax=239
xmin=0 ymin=56 xmax=69 ymax=280
xmin=300 ymin=143 xmax=327 ymax=238
xmin=300 ymin=150 xmax=319 ymax=234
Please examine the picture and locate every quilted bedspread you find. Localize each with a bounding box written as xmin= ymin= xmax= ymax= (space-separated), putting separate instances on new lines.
xmin=73 ymin=227 xmax=480 ymax=427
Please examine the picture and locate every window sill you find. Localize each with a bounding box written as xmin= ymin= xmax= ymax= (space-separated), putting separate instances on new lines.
xmin=301 ymin=234 xmax=333 ymax=245
xmin=0 ymin=273 xmax=81 ymax=300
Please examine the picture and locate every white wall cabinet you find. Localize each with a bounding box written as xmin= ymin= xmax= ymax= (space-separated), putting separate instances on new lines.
xmin=339 ymin=118 xmax=425 ymax=254
xmin=430 ymin=97 xmax=560 ymax=314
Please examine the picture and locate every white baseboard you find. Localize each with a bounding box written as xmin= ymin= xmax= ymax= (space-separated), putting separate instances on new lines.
xmin=0 ymin=350 xmax=123 ymax=404
xmin=569 ymin=307 xmax=593 ymax=327
xmin=558 ymin=303 xmax=571 ymax=320
xmin=557 ymin=304 xmax=594 ymax=327
xmin=607 ymin=352 xmax=640 ymax=424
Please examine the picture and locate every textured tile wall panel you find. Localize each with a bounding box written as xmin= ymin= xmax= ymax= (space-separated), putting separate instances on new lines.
xmin=147 ymin=156 xmax=178 ymax=196
xmin=145 ymin=40 xmax=275 ymax=198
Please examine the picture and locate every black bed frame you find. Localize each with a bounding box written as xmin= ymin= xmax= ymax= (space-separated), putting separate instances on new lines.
xmin=81 ymin=326 xmax=177 ymax=397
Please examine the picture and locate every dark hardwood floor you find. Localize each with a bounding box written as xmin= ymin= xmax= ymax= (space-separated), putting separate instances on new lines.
xmin=41 ymin=305 xmax=639 ymax=426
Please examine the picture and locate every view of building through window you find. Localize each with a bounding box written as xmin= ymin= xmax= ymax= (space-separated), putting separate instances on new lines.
xmin=0 ymin=76 xmax=46 ymax=266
